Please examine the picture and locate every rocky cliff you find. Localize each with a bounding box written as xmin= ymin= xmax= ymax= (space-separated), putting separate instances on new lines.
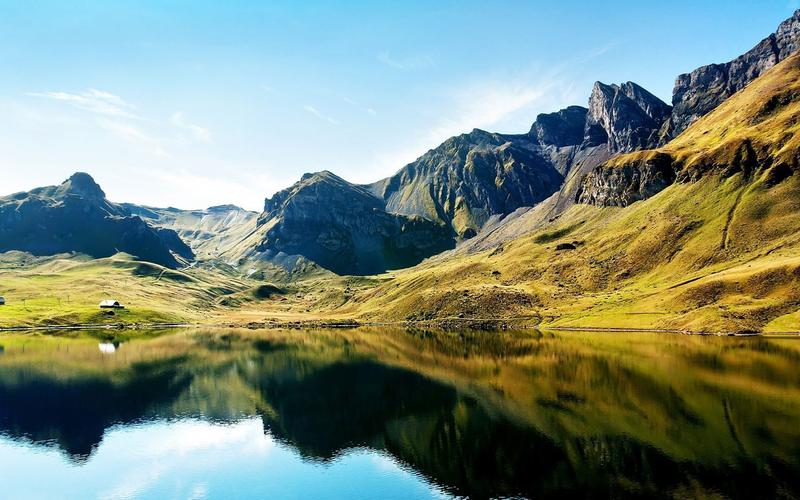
xmin=578 ymin=51 xmax=800 ymax=207
xmin=667 ymin=9 xmax=800 ymax=137
xmin=583 ymin=81 xmax=672 ymax=152
xmin=0 ymin=173 xmax=191 ymax=268
xmin=576 ymin=152 xmax=676 ymax=207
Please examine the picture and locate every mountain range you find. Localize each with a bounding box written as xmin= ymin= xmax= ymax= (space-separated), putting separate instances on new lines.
xmin=2 ymin=10 xmax=800 ymax=332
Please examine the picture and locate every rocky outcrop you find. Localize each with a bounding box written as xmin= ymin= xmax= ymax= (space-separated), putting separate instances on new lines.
xmin=576 ymin=153 xmax=677 ymax=207
xmin=256 ymin=171 xmax=453 ymax=275
xmin=584 ymin=82 xmax=672 ymax=153
xmin=667 ymin=9 xmax=800 ymax=137
xmin=0 ymin=173 xmax=189 ymax=268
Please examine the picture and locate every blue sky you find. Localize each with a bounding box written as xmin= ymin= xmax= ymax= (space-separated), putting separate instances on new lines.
xmin=0 ymin=1 xmax=796 ymax=210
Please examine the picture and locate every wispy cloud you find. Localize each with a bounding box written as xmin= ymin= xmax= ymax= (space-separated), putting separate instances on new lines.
xmin=26 ymin=89 xmax=140 ymax=119
xmin=303 ymin=104 xmax=339 ymax=125
xmin=370 ymin=70 xmax=578 ymax=179
xmin=26 ymin=88 xmax=215 ymax=156
xmin=26 ymin=88 xmax=171 ymax=156
xmin=171 ymin=112 xmax=212 ymax=143
xmin=377 ymin=51 xmax=435 ymax=71
xmin=343 ymin=96 xmax=377 ymax=116
xmin=96 ymin=118 xmax=169 ymax=157
xmin=427 ymin=76 xmax=571 ymax=143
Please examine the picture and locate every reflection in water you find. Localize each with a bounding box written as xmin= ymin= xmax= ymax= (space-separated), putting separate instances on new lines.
xmin=98 ymin=341 xmax=121 ymax=354
xmin=0 ymin=328 xmax=798 ymax=498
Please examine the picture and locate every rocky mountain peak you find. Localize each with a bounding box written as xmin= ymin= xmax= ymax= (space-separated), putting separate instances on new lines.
xmin=263 ymin=170 xmax=381 ymax=222
xmin=776 ymin=9 xmax=800 ymax=58
xmin=0 ymin=174 xmax=189 ymax=268
xmin=618 ymin=82 xmax=672 ymax=123
xmin=584 ymin=80 xmax=670 ymax=153
xmin=57 ymin=172 xmax=106 ymax=200
xmin=529 ymin=105 xmax=587 ymax=147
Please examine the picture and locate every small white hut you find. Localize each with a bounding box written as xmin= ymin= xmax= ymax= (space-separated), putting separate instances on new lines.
xmin=99 ymin=299 xmax=124 ymax=309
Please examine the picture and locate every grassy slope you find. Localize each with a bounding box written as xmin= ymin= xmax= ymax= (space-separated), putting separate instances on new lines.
xmin=319 ymin=53 xmax=800 ymax=333
xmin=0 ymin=252 xmax=247 ymax=327
xmin=0 ymin=250 xmax=361 ymax=328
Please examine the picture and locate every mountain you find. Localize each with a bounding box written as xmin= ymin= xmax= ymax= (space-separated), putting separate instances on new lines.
xmin=0 ymin=173 xmax=191 ymax=268
xmin=583 ymin=81 xmax=672 ymax=152
xmin=341 ymin=49 xmax=800 ymax=333
xmin=226 ymin=78 xmax=664 ymax=275
xmin=368 ymin=129 xmax=566 ymax=237
xmin=666 ymin=9 xmax=800 ymax=137
xmin=369 ymin=82 xmax=670 ymax=235
xmin=446 ymin=10 xmax=800 ymax=257
xmin=249 ymin=171 xmax=454 ymax=275
xmin=122 ymin=203 xmax=258 ymax=259
xmin=579 ymin=49 xmax=800 ymax=207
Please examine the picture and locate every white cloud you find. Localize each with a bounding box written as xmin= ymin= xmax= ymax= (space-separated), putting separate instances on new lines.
xmin=171 ymin=112 xmax=213 ymax=143
xmin=303 ymin=104 xmax=339 ymax=125
xmin=343 ymin=96 xmax=377 ymax=116
xmin=26 ymin=88 xmax=175 ymax=157
xmin=377 ymin=51 xmax=435 ymax=71
xmin=27 ymin=88 xmax=140 ymax=119
xmin=95 ymin=118 xmax=170 ymax=157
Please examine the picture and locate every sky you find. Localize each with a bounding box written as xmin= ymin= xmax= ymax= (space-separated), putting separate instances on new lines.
xmin=0 ymin=1 xmax=797 ymax=211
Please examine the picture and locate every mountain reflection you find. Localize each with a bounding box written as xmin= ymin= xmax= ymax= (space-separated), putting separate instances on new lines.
xmin=0 ymin=328 xmax=798 ymax=498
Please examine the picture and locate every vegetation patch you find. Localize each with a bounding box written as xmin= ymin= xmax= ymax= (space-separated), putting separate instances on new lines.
xmin=533 ymin=221 xmax=584 ymax=244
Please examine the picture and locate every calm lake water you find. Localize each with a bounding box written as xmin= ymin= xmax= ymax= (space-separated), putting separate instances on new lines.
xmin=0 ymin=327 xmax=798 ymax=499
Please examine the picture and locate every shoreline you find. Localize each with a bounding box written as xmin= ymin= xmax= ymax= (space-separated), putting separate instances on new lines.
xmin=0 ymin=318 xmax=797 ymax=336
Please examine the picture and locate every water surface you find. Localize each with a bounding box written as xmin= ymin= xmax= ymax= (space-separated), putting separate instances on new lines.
xmin=0 ymin=327 xmax=798 ymax=498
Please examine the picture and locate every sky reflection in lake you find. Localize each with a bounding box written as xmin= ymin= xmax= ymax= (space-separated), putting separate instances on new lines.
xmin=0 ymin=417 xmax=441 ymax=499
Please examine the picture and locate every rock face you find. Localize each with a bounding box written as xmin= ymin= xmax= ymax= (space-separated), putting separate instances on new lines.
xmin=0 ymin=173 xmax=191 ymax=268
xmin=576 ymin=153 xmax=676 ymax=207
xmin=255 ymin=171 xmax=453 ymax=275
xmin=584 ymin=82 xmax=672 ymax=153
xmin=369 ymin=129 xmax=566 ymax=237
xmin=579 ymin=50 xmax=800 ymax=208
xmin=529 ymin=105 xmax=588 ymax=147
xmin=667 ymin=9 xmax=800 ymax=137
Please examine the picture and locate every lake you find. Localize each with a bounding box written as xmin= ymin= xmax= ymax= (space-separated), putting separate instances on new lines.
xmin=0 ymin=327 xmax=798 ymax=499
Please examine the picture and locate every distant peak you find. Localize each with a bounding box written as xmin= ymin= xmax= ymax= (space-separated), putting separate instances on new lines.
xmin=592 ymin=81 xmax=618 ymax=93
xmin=59 ymin=172 xmax=105 ymax=200
xmin=207 ymin=204 xmax=245 ymax=212
xmin=300 ymin=170 xmax=337 ymax=181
